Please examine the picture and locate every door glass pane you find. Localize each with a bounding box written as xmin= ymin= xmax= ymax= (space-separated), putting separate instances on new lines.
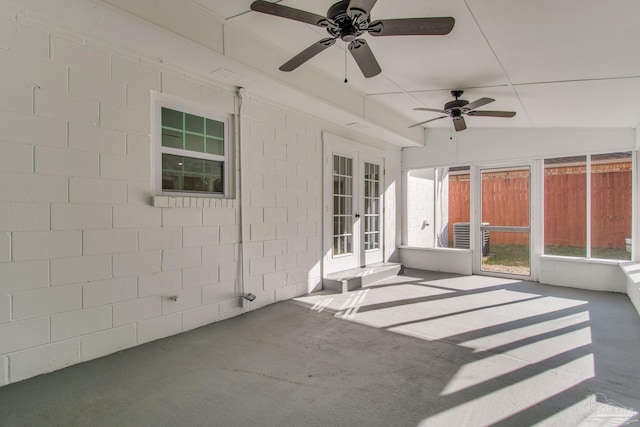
xmin=364 ymin=162 xmax=381 ymax=251
xmin=544 ymin=156 xmax=587 ymax=257
xmin=333 ymin=155 xmax=353 ymax=257
xmin=591 ymin=152 xmax=632 ymax=260
xmin=481 ymin=167 xmax=530 ymax=276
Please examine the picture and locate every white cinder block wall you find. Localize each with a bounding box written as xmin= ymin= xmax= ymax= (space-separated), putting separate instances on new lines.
xmin=0 ymin=8 xmax=357 ymax=386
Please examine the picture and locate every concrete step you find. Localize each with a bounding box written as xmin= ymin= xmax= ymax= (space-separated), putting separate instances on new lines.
xmin=322 ymin=263 xmax=403 ymax=293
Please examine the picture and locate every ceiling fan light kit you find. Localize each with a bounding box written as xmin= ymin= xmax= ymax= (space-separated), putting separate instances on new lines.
xmin=250 ymin=0 xmax=455 ymax=78
xmin=410 ymin=90 xmax=517 ymax=131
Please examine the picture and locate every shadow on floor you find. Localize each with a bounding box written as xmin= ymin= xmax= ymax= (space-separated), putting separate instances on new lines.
xmin=295 ymin=268 xmax=640 ymax=426
xmin=1 ymin=269 xmax=639 ymax=426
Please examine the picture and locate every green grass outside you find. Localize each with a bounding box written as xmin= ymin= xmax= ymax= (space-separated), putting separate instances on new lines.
xmin=449 ymin=242 xmax=631 ymax=267
xmin=546 ymin=245 xmax=630 ymax=261
xmin=483 ymin=244 xmax=631 ymax=266
xmin=483 ymin=244 xmax=530 ymax=267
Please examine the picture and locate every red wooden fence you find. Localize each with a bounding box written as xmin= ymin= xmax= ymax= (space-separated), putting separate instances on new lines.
xmin=448 ymin=163 xmax=631 ymax=248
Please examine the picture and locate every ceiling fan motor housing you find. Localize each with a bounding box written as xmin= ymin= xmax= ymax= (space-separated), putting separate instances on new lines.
xmin=327 ymin=1 xmax=369 ymax=42
xmin=445 ymin=99 xmax=469 ymax=112
xmin=445 ymin=90 xmax=468 ymax=112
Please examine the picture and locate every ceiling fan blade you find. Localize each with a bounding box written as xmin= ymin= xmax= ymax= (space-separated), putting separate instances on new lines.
xmin=467 ymin=110 xmax=516 ymax=118
xmin=348 ymin=0 xmax=377 ymax=20
xmin=348 ymin=39 xmax=382 ymax=78
xmin=464 ymin=97 xmax=495 ymax=111
xmin=250 ymin=0 xmax=329 ymax=27
xmin=453 ymin=116 xmax=467 ymax=132
xmin=369 ymin=17 xmax=454 ymax=36
xmin=414 ymin=107 xmax=447 ymax=114
xmin=279 ymin=38 xmax=336 ymax=72
xmin=408 ymin=115 xmax=447 ymax=128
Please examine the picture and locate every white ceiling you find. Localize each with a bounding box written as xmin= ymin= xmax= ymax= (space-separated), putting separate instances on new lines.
xmin=193 ymin=0 xmax=640 ymax=132
xmin=10 ymin=0 xmax=640 ymax=147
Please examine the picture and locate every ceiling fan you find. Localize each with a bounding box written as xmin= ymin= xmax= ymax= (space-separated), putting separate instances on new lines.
xmin=409 ymin=90 xmax=517 ymax=131
xmin=250 ymin=0 xmax=455 ymax=78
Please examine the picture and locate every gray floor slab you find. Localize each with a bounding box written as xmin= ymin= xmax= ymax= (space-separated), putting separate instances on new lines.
xmin=1 ymin=269 xmax=639 ymax=426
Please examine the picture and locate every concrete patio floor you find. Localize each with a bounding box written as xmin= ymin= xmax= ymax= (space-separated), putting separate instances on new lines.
xmin=1 ymin=269 xmax=639 ymax=426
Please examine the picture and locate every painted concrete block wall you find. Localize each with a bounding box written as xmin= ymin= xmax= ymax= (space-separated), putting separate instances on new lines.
xmin=0 ymin=8 xmax=346 ymax=386
xmin=235 ymin=96 xmax=324 ymax=303
xmin=621 ymin=263 xmax=640 ymax=317
xmin=399 ymin=247 xmax=473 ymax=275
xmin=539 ymin=257 xmax=626 ymax=294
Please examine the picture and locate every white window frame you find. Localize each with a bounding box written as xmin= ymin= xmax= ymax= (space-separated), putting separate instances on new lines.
xmin=542 ymin=151 xmax=634 ymax=261
xmin=154 ymin=96 xmax=231 ymax=198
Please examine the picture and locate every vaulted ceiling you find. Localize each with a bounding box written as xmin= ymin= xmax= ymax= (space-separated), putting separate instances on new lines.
xmin=11 ymin=0 xmax=640 ymax=147
xmin=215 ymin=0 xmax=640 ymax=130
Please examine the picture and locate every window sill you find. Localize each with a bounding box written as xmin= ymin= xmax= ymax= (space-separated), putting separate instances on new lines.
xmin=539 ymin=254 xmax=624 ymax=266
xmin=398 ymin=245 xmax=471 ymax=253
xmin=153 ymin=195 xmax=237 ymax=208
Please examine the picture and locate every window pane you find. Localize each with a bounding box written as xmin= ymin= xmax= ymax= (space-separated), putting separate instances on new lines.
xmin=162 ymin=172 xmax=182 ymax=191
xmin=185 ymin=133 xmax=205 ymax=153
xmin=591 ymin=152 xmax=632 ymax=260
xmin=162 ymin=154 xmax=223 ymax=194
xmin=162 ymin=128 xmax=183 ymax=149
xmin=163 ymin=153 xmax=182 ymax=171
xmin=185 ymin=113 xmax=204 ymax=133
xmin=206 ymin=138 xmax=224 ymax=156
xmin=184 ymin=175 xmax=205 ymax=192
xmin=183 ymin=157 xmax=204 ymax=174
xmin=544 ymin=156 xmax=587 ymax=257
xmin=206 ymin=119 xmax=224 ymax=138
xmin=204 ymin=161 xmax=223 ymax=193
xmin=162 ymin=108 xmax=182 ymax=129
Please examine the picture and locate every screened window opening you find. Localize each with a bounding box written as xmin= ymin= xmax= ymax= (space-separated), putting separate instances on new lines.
xmin=159 ymin=106 xmax=228 ymax=196
xmin=544 ymin=152 xmax=632 ymax=261
xmin=406 ymin=166 xmax=470 ymax=249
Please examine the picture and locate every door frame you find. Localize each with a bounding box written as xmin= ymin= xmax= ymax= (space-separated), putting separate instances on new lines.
xmin=471 ymin=160 xmax=541 ymax=281
xmin=322 ymin=134 xmax=386 ymax=276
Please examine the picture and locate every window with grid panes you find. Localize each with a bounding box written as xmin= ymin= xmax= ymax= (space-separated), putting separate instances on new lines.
xmin=159 ymin=104 xmax=229 ymax=196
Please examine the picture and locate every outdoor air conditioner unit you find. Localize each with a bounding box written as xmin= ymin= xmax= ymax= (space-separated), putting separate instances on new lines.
xmin=453 ymin=222 xmax=490 ymax=256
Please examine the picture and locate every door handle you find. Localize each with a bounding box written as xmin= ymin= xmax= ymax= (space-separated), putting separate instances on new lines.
xmin=355 ymin=213 xmax=360 ymax=218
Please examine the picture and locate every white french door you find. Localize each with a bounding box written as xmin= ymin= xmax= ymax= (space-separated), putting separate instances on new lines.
xmin=324 ymin=143 xmax=384 ymax=275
